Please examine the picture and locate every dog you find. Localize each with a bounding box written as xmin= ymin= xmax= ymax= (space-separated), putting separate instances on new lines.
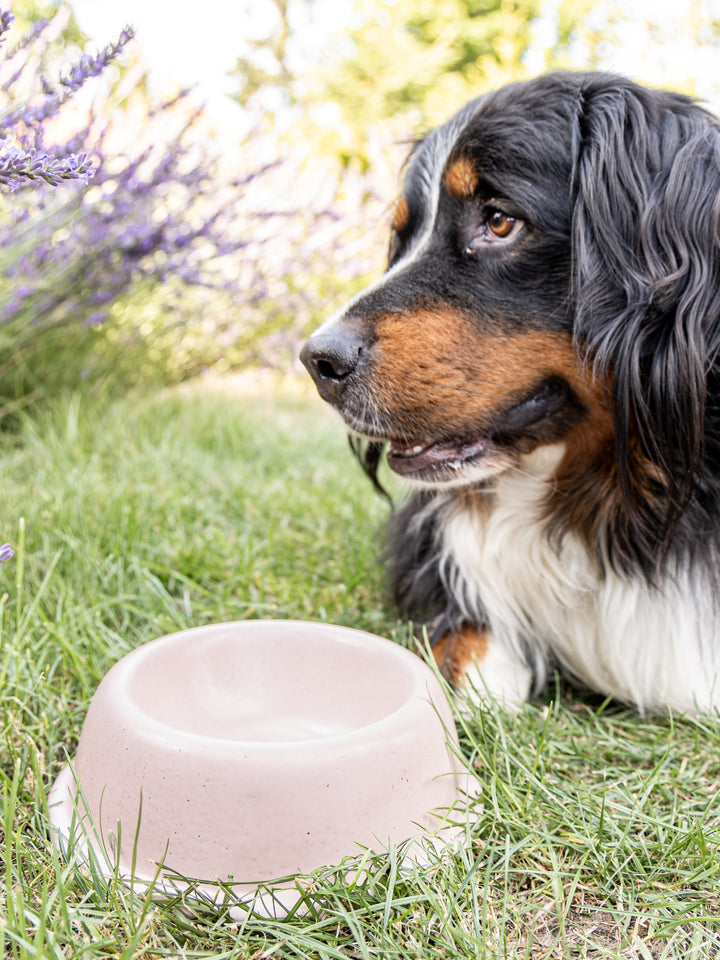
xmin=300 ymin=71 xmax=720 ymax=715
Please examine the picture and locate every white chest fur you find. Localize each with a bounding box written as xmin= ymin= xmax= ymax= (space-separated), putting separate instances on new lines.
xmin=436 ymin=444 xmax=719 ymax=714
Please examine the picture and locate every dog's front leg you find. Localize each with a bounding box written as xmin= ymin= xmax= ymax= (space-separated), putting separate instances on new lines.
xmin=432 ymin=625 xmax=533 ymax=708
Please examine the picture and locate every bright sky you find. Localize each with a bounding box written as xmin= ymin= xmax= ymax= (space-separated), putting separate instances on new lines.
xmin=71 ymin=0 xmax=720 ymax=122
xmin=70 ymin=0 xmax=353 ymax=126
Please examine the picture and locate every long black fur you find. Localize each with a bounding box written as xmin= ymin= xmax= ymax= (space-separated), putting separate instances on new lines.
xmin=570 ymin=75 xmax=720 ymax=571
xmin=301 ymin=72 xmax=720 ymax=709
xmin=349 ymin=73 xmax=720 ymax=584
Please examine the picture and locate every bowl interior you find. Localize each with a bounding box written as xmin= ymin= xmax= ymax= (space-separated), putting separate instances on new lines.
xmin=125 ymin=622 xmax=417 ymax=743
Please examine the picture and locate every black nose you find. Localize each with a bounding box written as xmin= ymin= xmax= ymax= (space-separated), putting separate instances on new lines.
xmin=299 ymin=326 xmax=365 ymax=402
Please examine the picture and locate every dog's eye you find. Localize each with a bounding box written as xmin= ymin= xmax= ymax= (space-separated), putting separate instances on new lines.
xmin=488 ymin=211 xmax=517 ymax=238
xmin=464 ymin=207 xmax=524 ymax=255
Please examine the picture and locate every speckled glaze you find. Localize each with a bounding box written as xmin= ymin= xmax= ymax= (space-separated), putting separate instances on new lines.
xmin=49 ymin=621 xmax=465 ymax=894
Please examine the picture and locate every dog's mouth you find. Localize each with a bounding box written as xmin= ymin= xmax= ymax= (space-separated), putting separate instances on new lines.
xmin=383 ymin=377 xmax=573 ymax=484
xmin=387 ymin=435 xmax=492 ymax=477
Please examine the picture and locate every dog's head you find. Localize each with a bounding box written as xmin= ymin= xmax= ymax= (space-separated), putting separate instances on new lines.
xmin=301 ymin=72 xmax=720 ymax=557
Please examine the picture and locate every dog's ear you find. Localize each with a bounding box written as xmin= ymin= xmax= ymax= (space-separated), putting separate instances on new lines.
xmin=572 ymin=77 xmax=720 ymax=558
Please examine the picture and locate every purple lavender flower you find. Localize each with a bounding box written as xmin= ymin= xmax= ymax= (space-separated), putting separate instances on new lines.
xmin=0 ymin=543 xmax=14 ymax=568
xmin=0 ymin=4 xmax=371 ymax=405
xmin=0 ymin=137 xmax=94 ymax=190
xmin=5 ymin=17 xmax=47 ymax=62
xmin=60 ymin=27 xmax=135 ymax=92
xmin=0 ymin=10 xmax=13 ymax=47
xmin=0 ymin=22 xmax=135 ymax=143
xmin=0 ymin=10 xmax=129 ymax=192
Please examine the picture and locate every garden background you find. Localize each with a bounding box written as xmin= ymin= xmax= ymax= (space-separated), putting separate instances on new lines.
xmin=3 ymin=0 xmax=720 ymax=957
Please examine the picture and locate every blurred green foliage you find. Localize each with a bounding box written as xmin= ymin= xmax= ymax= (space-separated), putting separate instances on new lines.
xmin=316 ymin=0 xmax=543 ymax=165
xmin=232 ymin=0 xmax=607 ymax=167
xmin=2 ymin=0 xmax=720 ymax=418
xmin=0 ymin=3 xmax=378 ymax=424
xmin=232 ymin=0 xmax=720 ymax=168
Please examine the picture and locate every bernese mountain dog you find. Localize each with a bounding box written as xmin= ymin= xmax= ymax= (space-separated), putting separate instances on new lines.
xmin=300 ymin=71 xmax=720 ymax=715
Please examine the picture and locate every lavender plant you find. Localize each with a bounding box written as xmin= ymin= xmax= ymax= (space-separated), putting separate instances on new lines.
xmin=0 ymin=10 xmax=131 ymax=191
xmin=0 ymin=7 xmax=138 ymax=412
xmin=0 ymin=4 xmax=382 ymax=422
xmin=0 ymin=138 xmax=94 ymax=189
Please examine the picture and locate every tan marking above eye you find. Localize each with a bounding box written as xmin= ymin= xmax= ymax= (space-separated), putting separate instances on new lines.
xmin=443 ymin=157 xmax=479 ymax=200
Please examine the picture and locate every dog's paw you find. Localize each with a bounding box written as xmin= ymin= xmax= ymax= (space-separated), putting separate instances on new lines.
xmin=433 ymin=625 xmax=533 ymax=710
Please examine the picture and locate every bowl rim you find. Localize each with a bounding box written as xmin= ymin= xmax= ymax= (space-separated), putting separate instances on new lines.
xmin=89 ymin=619 xmax=454 ymax=751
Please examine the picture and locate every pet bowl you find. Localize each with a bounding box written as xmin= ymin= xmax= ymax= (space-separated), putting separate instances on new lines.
xmin=49 ymin=620 xmax=468 ymax=913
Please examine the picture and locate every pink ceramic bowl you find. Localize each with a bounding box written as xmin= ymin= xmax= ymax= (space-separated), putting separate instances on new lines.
xmin=49 ymin=620 xmax=467 ymax=909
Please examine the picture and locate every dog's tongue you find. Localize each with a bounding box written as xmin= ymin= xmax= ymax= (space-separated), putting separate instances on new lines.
xmin=387 ymin=435 xmax=491 ymax=476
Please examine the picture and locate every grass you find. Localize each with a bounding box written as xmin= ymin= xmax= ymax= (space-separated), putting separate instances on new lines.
xmin=2 ymin=374 xmax=720 ymax=958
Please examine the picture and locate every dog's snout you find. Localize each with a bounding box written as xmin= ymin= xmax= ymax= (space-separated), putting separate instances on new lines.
xmin=300 ymin=326 xmax=365 ymax=401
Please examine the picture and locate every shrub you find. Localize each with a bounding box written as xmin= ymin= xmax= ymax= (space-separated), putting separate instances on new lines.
xmin=0 ymin=8 xmax=252 ymax=413
xmin=0 ymin=6 xmax=384 ymax=424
